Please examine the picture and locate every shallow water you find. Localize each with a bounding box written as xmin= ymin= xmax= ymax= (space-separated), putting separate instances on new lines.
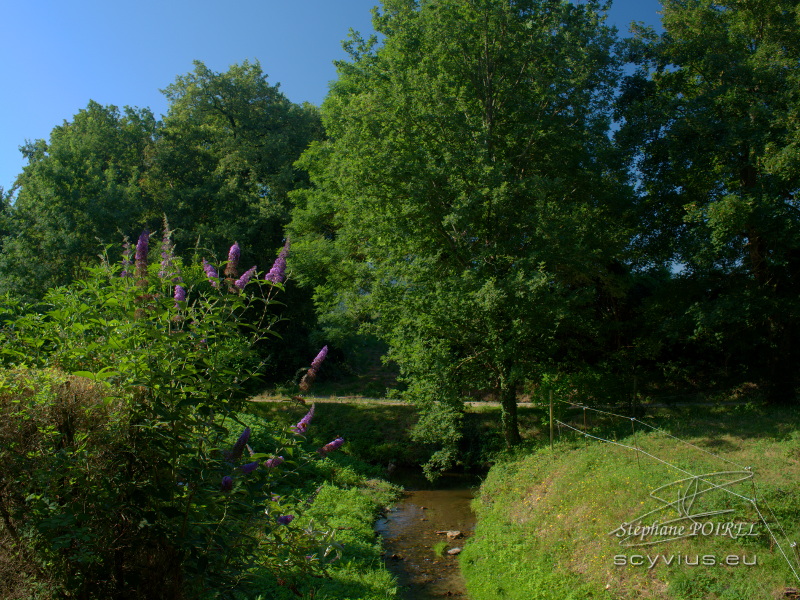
xmin=376 ymin=470 xmax=479 ymax=599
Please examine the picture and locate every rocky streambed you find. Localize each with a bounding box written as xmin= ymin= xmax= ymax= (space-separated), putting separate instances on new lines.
xmin=376 ymin=470 xmax=480 ymax=599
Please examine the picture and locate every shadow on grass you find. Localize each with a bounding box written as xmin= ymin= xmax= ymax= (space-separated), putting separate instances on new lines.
xmin=247 ymin=400 xmax=552 ymax=470
xmin=641 ymin=404 xmax=800 ymax=442
xmin=248 ymin=398 xmax=799 ymax=475
xmin=247 ymin=400 xmax=429 ymax=467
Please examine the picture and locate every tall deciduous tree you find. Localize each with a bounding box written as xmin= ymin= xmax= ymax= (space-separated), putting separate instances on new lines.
xmin=0 ymin=102 xmax=158 ymax=297
xmin=146 ymin=60 xmax=322 ymax=263
xmin=618 ymin=0 xmax=800 ymax=402
xmin=291 ymin=0 xmax=629 ymax=453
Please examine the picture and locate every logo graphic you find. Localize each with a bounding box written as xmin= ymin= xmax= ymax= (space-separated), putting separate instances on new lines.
xmin=609 ymin=470 xmax=759 ymax=548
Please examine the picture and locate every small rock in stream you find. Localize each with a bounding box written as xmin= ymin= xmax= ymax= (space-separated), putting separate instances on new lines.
xmin=447 ymin=547 xmax=462 ymax=555
xmin=435 ymin=530 xmax=463 ymax=539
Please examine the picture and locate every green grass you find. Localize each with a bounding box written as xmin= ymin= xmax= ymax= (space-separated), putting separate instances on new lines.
xmin=234 ymin=410 xmax=403 ymax=599
xmin=460 ymin=404 xmax=800 ymax=600
xmin=248 ymin=478 xmax=402 ymax=600
xmin=432 ymin=541 xmax=449 ymax=557
xmin=246 ymin=399 xmax=430 ymax=467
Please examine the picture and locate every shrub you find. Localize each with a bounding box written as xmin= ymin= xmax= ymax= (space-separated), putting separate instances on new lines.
xmin=0 ymin=228 xmax=342 ymax=599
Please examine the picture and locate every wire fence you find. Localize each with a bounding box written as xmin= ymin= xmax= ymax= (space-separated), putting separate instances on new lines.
xmin=546 ymin=395 xmax=800 ymax=583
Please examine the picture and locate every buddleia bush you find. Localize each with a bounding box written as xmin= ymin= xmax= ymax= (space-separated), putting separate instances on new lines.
xmin=0 ymin=225 xmax=343 ymax=599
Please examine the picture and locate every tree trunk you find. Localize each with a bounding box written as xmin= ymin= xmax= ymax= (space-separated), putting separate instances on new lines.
xmin=499 ymin=382 xmax=522 ymax=447
xmin=766 ymin=318 xmax=797 ymax=405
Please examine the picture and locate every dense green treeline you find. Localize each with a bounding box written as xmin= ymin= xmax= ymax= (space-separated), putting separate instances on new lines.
xmin=4 ymin=60 xmax=321 ymax=295
xmin=0 ymin=59 xmax=324 ymax=377
xmin=1 ymin=0 xmax=799 ymax=465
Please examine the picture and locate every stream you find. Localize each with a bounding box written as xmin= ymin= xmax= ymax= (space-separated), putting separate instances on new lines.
xmin=376 ymin=469 xmax=481 ymax=599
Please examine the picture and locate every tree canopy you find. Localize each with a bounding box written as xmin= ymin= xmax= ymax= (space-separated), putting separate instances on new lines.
xmin=1 ymin=102 xmax=158 ymax=296
xmin=146 ymin=60 xmax=322 ymax=262
xmin=618 ymin=0 xmax=800 ymax=402
xmin=290 ymin=0 xmax=631 ymax=452
xmin=1 ymin=61 xmax=321 ymax=300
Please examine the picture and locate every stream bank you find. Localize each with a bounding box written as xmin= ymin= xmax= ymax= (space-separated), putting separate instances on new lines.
xmin=376 ymin=469 xmax=481 ymax=599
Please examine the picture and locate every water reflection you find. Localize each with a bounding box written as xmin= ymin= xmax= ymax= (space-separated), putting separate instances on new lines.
xmin=376 ymin=470 xmax=480 ymax=599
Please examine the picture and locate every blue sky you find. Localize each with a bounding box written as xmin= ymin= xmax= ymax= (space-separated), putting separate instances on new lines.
xmin=1 ymin=0 xmax=663 ymax=194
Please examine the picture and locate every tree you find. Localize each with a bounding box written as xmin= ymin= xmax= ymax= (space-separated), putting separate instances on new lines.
xmin=618 ymin=0 xmax=800 ymax=402
xmin=291 ymin=0 xmax=628 ymax=453
xmin=145 ymin=60 xmax=323 ymax=264
xmin=2 ymin=62 xmax=323 ymax=303
xmin=0 ymin=102 xmax=158 ymax=297
xmin=0 ymin=187 xmax=11 ymax=241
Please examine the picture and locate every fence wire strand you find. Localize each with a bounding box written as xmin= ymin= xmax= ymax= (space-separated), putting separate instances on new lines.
xmin=547 ymin=398 xmax=800 ymax=583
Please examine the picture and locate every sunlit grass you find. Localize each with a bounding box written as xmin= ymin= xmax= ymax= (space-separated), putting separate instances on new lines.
xmin=461 ymin=404 xmax=800 ymax=600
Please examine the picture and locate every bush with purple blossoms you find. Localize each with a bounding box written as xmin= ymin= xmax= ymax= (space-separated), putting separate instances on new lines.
xmin=0 ymin=230 xmax=343 ymax=599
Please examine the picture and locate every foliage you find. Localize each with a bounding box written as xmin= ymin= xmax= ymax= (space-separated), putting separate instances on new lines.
xmin=248 ymin=400 xmax=431 ymax=468
xmin=146 ymin=60 xmax=322 ymax=261
xmin=617 ymin=0 xmax=800 ymax=402
xmin=0 ymin=102 xmax=158 ymax=298
xmin=290 ymin=0 xmax=630 ymax=456
xmin=0 ymin=231 xmax=343 ymax=599
xmin=1 ymin=61 xmax=322 ymax=310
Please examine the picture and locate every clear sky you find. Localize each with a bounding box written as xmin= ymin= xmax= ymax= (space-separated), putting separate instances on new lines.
xmin=0 ymin=0 xmax=663 ymax=195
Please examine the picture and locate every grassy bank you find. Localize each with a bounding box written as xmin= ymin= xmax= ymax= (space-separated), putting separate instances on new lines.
xmin=247 ymin=398 xmax=548 ymax=470
xmin=246 ymin=462 xmax=402 ymax=600
xmin=233 ymin=408 xmax=404 ymax=600
xmin=460 ymin=404 xmax=800 ymax=600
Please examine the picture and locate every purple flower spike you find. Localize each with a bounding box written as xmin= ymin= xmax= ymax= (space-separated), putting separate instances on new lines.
xmin=264 ymin=456 xmax=285 ymax=468
xmin=238 ymin=461 xmax=259 ymax=475
xmin=319 ymin=437 xmax=345 ymax=455
xmin=221 ymin=476 xmax=233 ymax=492
xmin=202 ymin=258 xmax=219 ymax=287
xmin=228 ymin=427 xmax=251 ymax=461
xmin=235 ymin=265 xmax=257 ymax=290
xmin=276 ymin=515 xmax=294 ymax=526
xmin=135 ymin=230 xmax=149 ymax=278
xmin=264 ymin=257 xmax=286 ymax=284
xmin=280 ymin=238 xmax=290 ymax=259
xmin=310 ymin=346 xmax=328 ymax=373
xmin=265 ymin=239 xmax=290 ymax=284
xmin=300 ymin=345 xmax=328 ymax=392
xmin=291 ymin=405 xmax=315 ymax=435
xmin=225 ymin=242 xmax=241 ymax=278
xmin=228 ymin=242 xmax=240 ymax=268
xmin=174 ymin=285 xmax=186 ymax=303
